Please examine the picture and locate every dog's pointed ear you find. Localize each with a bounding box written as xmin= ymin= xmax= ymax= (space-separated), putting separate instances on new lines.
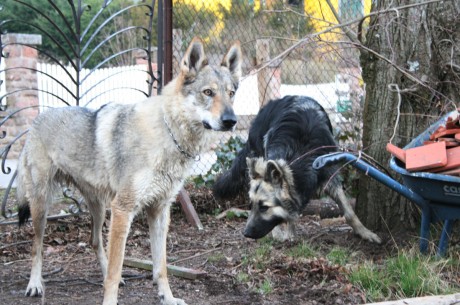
xmin=246 ymin=157 xmax=261 ymax=180
xmin=265 ymin=160 xmax=284 ymax=185
xmin=247 ymin=157 xmax=257 ymax=179
xmin=221 ymin=41 xmax=242 ymax=84
xmin=180 ymin=37 xmax=209 ymax=74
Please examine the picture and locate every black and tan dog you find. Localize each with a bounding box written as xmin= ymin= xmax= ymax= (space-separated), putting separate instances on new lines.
xmin=213 ymin=95 xmax=381 ymax=243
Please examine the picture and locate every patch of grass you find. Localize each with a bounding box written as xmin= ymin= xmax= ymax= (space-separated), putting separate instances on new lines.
xmin=387 ymin=253 xmax=451 ymax=298
xmin=211 ymin=208 xmax=222 ymax=216
xmin=326 ymin=247 xmax=350 ymax=266
xmin=240 ymin=254 xmax=250 ymax=267
xmin=237 ymin=239 xmax=275 ymax=295
xmin=286 ymin=241 xmax=317 ymax=259
xmin=258 ymin=277 xmax=273 ymax=295
xmin=236 ymin=272 xmax=250 ymax=284
xmin=256 ymin=236 xmax=274 ymax=250
xmin=349 ymin=250 xmax=455 ymax=303
xmin=349 ymin=261 xmax=390 ymax=301
xmin=225 ymin=209 xmax=248 ymax=220
xmin=253 ymin=237 xmax=274 ymax=269
xmin=239 ymin=237 xmax=274 ymax=270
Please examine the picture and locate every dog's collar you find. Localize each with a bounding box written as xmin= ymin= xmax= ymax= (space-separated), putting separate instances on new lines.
xmin=163 ymin=115 xmax=200 ymax=161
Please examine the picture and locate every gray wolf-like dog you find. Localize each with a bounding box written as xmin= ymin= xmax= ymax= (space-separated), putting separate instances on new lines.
xmin=16 ymin=37 xmax=242 ymax=305
xmin=213 ymin=95 xmax=381 ymax=243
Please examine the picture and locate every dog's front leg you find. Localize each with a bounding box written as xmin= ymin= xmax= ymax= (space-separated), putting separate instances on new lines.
xmin=146 ymin=202 xmax=187 ymax=305
xmin=327 ymin=185 xmax=382 ymax=244
xmin=103 ymin=205 xmax=133 ymax=305
xmin=271 ymin=222 xmax=296 ymax=242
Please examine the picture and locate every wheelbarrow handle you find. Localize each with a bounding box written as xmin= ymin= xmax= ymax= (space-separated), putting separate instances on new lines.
xmin=313 ymin=152 xmax=429 ymax=209
xmin=312 ymin=152 xmax=350 ymax=170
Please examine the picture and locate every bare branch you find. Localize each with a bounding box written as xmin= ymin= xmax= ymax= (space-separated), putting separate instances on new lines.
xmin=256 ymin=0 xmax=444 ymax=74
xmin=324 ymin=0 xmax=359 ymax=43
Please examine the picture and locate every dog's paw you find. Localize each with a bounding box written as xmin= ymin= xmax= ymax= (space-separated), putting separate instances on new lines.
xmin=25 ymin=280 xmax=44 ymax=297
xmin=271 ymin=223 xmax=295 ymax=242
xmin=358 ymin=229 xmax=382 ymax=244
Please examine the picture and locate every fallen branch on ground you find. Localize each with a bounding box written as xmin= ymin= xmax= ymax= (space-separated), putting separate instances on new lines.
xmin=123 ymin=257 xmax=207 ymax=280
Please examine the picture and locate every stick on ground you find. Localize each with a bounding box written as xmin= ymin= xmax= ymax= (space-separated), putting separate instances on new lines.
xmin=123 ymin=257 xmax=207 ymax=280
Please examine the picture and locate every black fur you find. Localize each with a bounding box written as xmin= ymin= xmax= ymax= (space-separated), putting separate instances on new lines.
xmin=213 ymin=95 xmax=340 ymax=206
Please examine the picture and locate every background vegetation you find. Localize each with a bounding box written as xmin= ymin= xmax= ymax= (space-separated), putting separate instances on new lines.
xmin=0 ymin=0 xmax=154 ymax=67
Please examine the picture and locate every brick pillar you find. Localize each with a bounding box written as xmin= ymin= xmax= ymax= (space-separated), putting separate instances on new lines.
xmin=0 ymin=33 xmax=42 ymax=160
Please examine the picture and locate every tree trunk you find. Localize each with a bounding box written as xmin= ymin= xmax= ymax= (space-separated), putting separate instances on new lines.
xmin=357 ymin=0 xmax=460 ymax=232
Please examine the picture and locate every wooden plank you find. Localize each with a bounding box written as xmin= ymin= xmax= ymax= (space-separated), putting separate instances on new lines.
xmin=405 ymin=141 xmax=447 ymax=171
xmin=437 ymin=137 xmax=460 ymax=147
xmin=436 ymin=167 xmax=460 ymax=175
xmin=431 ymin=128 xmax=460 ymax=139
xmin=386 ymin=143 xmax=406 ymax=163
xmin=178 ymin=188 xmax=204 ymax=230
xmin=123 ymin=257 xmax=207 ymax=280
xmin=429 ymin=126 xmax=446 ymax=140
xmin=430 ymin=145 xmax=460 ymax=172
xmin=362 ymin=293 xmax=460 ymax=305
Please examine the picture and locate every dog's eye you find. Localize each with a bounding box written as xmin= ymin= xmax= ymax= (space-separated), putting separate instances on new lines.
xmin=259 ymin=205 xmax=269 ymax=213
xmin=203 ymin=89 xmax=213 ymax=96
xmin=258 ymin=201 xmax=269 ymax=213
xmin=229 ymin=90 xmax=235 ymax=98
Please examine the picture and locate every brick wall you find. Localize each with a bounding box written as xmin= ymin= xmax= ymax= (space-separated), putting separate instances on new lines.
xmin=1 ymin=33 xmax=42 ymax=159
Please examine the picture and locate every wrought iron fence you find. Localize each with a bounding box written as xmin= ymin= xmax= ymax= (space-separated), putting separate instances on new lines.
xmin=0 ymin=0 xmax=158 ymax=219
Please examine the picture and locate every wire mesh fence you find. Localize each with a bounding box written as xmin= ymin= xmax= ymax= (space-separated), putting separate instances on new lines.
xmin=172 ymin=0 xmax=370 ymax=184
xmin=0 ymin=0 xmax=372 ymax=217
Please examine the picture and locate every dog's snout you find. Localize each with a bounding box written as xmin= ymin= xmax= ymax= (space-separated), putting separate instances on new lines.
xmin=222 ymin=109 xmax=237 ymax=129
xmin=243 ymin=227 xmax=254 ymax=239
xmin=222 ymin=117 xmax=237 ymax=129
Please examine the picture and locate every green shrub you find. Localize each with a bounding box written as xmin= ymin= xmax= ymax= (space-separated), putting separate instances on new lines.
xmin=193 ymin=136 xmax=245 ymax=188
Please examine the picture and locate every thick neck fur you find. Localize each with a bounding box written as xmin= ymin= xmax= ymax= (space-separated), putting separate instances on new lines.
xmin=160 ymin=78 xmax=216 ymax=158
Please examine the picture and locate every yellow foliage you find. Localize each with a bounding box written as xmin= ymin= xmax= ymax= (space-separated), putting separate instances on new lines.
xmin=172 ymin=0 xmax=372 ymax=42
xmin=304 ymin=0 xmax=372 ymax=41
xmin=173 ymin=0 xmax=231 ymax=41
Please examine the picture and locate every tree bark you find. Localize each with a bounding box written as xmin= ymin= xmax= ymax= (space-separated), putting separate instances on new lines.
xmin=357 ymin=0 xmax=460 ymax=232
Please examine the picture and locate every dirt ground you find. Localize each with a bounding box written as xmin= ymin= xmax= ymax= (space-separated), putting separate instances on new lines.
xmin=0 ymin=187 xmax=456 ymax=305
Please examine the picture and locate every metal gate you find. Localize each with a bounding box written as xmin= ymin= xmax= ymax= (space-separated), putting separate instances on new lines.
xmin=0 ymin=0 xmax=163 ymax=220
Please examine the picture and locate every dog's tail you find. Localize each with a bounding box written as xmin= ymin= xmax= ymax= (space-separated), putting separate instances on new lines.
xmin=18 ymin=203 xmax=31 ymax=227
xmin=16 ymin=152 xmax=31 ymax=227
xmin=16 ymin=171 xmax=31 ymax=227
xmin=213 ymin=145 xmax=249 ymax=200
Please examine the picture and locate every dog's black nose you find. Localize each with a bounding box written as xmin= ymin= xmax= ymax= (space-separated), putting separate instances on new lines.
xmin=222 ymin=117 xmax=237 ymax=129
xmin=221 ymin=109 xmax=237 ymax=129
xmin=243 ymin=227 xmax=254 ymax=239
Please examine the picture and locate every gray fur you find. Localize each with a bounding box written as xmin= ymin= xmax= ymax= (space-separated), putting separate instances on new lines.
xmin=16 ymin=37 xmax=242 ymax=305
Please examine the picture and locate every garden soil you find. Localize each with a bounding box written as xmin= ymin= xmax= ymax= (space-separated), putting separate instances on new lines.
xmin=0 ymin=187 xmax=457 ymax=305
